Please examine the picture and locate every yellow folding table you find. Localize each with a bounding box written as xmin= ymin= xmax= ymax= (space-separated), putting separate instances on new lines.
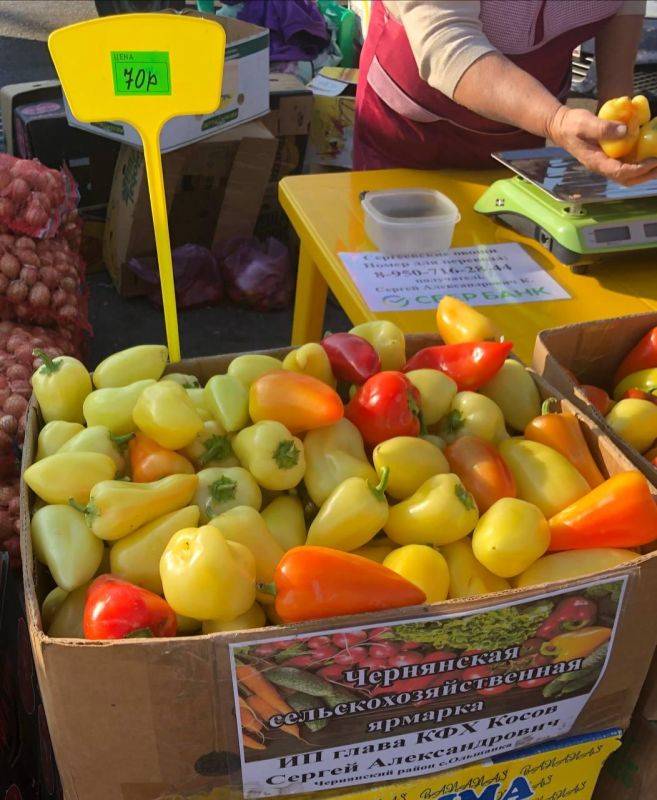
xmin=279 ymin=168 xmax=657 ymax=362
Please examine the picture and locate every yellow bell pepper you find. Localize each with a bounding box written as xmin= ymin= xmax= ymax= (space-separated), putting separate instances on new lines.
xmin=47 ymin=582 xmax=89 ymax=638
xmin=24 ymin=452 xmax=116 ymax=505
xmin=436 ymin=296 xmax=500 ymax=345
xmin=440 ymin=391 xmax=508 ymax=444
xmin=110 ymin=505 xmax=200 ymax=594
xmin=613 ymin=368 xmax=657 ymax=400
xmin=181 ymin=421 xmax=238 ymax=470
xmin=303 ymin=418 xmax=377 ymax=506
xmin=202 ymin=602 xmax=266 ymax=633
xmin=92 ymin=344 xmax=168 ymax=388
xmin=499 ymin=438 xmax=590 ymax=518
xmin=441 ymin=538 xmax=510 ymax=599
xmin=161 ymin=372 xmax=200 ymax=389
xmin=176 ymin=613 xmax=202 ymax=635
xmin=227 ymin=354 xmax=283 ymax=388
xmin=479 ymin=360 xmax=541 ymax=432
xmin=383 ymin=544 xmax=449 ymax=603
xmin=79 ymin=473 xmax=198 ymax=541
xmin=58 ymin=425 xmax=131 ymax=474
xmin=83 ymin=379 xmax=155 ymax=436
xmin=472 ymin=497 xmax=550 ymax=578
xmin=598 ymin=95 xmax=650 ymax=159
xmin=261 ymin=495 xmax=306 ymax=551
xmin=186 ymin=388 xmax=212 ymax=421
xmin=132 ymin=381 xmax=203 ymax=450
xmin=32 ymin=505 xmax=104 ymax=591
xmin=209 ymin=506 xmax=284 ymax=605
xmin=634 ymin=117 xmax=657 ymax=162
xmin=352 ymin=536 xmax=397 ymax=563
xmin=283 ymin=343 xmax=336 ymax=388
xmin=160 ymin=524 xmax=256 ymax=621
xmin=195 ymin=466 xmax=262 ymax=523
xmin=232 ymin=421 xmax=306 ymax=491
xmin=36 ymin=420 xmax=84 ymax=460
xmin=514 ymin=548 xmax=638 ymax=588
xmin=385 ymin=473 xmax=479 ymax=546
xmin=349 ymin=320 xmax=406 ymax=371
xmin=606 ymin=397 xmax=657 ymax=453
xmin=31 ymin=351 xmax=92 ymax=424
xmin=405 ymin=369 xmax=457 ymax=426
xmin=540 ymin=627 xmax=612 ymax=661
xmin=373 ymin=436 xmax=449 ymax=500
xmin=204 ymin=374 xmax=249 ymax=433
xmin=306 ymin=469 xmax=390 ymax=551
xmin=41 ymin=586 xmax=68 ymax=630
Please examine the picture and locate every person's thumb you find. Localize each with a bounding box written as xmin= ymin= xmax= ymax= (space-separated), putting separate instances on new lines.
xmin=588 ymin=116 xmax=628 ymax=141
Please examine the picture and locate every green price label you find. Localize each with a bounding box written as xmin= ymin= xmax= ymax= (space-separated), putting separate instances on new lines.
xmin=111 ymin=51 xmax=171 ymax=96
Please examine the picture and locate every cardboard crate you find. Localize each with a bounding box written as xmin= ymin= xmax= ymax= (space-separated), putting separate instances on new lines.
xmin=63 ymin=15 xmax=270 ymax=153
xmin=595 ymin=715 xmax=657 ymax=799
xmin=20 ymin=337 xmax=657 ymax=800
xmin=102 ymin=121 xmax=278 ymax=296
xmin=304 ymin=68 xmax=358 ymax=173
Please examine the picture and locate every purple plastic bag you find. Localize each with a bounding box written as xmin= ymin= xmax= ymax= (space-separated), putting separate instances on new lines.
xmin=127 ymin=244 xmax=223 ymax=309
xmin=217 ymin=236 xmax=293 ymax=311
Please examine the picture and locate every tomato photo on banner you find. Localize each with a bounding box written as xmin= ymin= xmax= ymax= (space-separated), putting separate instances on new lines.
xmin=229 ymin=577 xmax=625 ymax=797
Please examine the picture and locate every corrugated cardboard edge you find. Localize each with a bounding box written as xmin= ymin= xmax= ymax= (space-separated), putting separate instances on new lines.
xmin=21 ymin=335 xmax=657 ymax=800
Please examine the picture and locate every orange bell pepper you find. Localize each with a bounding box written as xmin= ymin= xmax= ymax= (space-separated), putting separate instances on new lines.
xmin=249 ymin=371 xmax=343 ymax=434
xmin=266 ymin=546 xmax=426 ymax=622
xmin=548 ymin=471 xmax=657 ymax=551
xmin=129 ymin=432 xmax=195 ymax=483
xmin=598 ymin=95 xmax=650 ymax=159
xmin=444 ymin=435 xmax=516 ymax=512
xmin=524 ymin=400 xmax=604 ymax=488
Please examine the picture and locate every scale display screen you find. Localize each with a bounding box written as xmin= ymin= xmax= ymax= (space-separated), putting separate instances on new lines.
xmin=493 ymin=147 xmax=657 ymax=204
xmin=644 ymin=222 xmax=657 ymax=238
xmin=594 ymin=226 xmax=631 ymax=243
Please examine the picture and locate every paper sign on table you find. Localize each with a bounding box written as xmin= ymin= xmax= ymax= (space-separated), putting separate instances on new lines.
xmin=339 ymin=242 xmax=570 ymax=312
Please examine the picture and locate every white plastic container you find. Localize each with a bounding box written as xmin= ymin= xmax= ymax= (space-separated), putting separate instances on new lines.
xmin=361 ymin=188 xmax=461 ymax=255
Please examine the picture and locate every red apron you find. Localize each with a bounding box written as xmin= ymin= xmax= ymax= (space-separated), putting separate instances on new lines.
xmin=354 ymin=0 xmax=623 ymax=170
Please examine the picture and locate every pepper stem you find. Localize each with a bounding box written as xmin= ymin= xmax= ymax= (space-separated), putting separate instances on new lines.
xmin=370 ymin=466 xmax=390 ymax=500
xmin=111 ymin=433 xmax=134 ymax=448
xmin=33 ymin=348 xmax=62 ymax=374
xmin=257 ymin=581 xmax=277 ymax=597
xmin=541 ymin=398 xmax=558 ymax=415
xmin=418 ymin=410 xmax=428 ymax=436
xmin=68 ymin=498 xmax=88 ymax=514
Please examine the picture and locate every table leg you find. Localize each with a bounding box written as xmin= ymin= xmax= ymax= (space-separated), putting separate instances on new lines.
xmin=291 ymin=244 xmax=328 ymax=345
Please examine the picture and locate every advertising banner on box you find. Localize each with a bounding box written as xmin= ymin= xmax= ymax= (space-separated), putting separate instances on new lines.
xmin=229 ymin=577 xmax=626 ymax=797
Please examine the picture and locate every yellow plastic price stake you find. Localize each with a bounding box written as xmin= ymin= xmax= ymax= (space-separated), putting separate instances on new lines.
xmin=48 ymin=14 xmax=226 ymax=362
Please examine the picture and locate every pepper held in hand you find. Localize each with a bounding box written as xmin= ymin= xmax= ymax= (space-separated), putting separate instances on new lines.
xmin=268 ymin=546 xmax=426 ymax=623
xmin=346 ymin=371 xmax=421 ymax=447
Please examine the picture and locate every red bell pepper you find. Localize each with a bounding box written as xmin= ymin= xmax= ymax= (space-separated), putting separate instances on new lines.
xmin=269 ymin=546 xmax=426 ymax=623
xmin=614 ymin=326 xmax=657 ymax=384
xmin=403 ymin=341 xmax=513 ymax=391
xmin=321 ymin=332 xmax=381 ymax=384
xmin=345 ymin=371 xmax=421 ymax=446
xmin=535 ymin=596 xmax=597 ymax=640
xmin=579 ymin=385 xmax=613 ymax=415
xmin=83 ymin=575 xmax=177 ymax=640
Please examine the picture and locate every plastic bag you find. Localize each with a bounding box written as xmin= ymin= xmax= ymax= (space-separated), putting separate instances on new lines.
xmin=217 ymin=236 xmax=293 ymax=311
xmin=0 ymin=154 xmax=78 ymax=239
xmin=127 ymin=244 xmax=224 ymax=309
xmin=0 ymin=225 xmax=90 ymax=337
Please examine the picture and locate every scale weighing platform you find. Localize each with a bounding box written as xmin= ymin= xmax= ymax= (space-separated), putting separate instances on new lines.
xmin=475 ymin=146 xmax=657 ymax=271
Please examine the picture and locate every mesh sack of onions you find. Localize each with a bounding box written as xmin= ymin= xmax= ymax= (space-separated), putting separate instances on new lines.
xmin=0 ymin=154 xmax=78 ymax=239
xmin=0 ymin=469 xmax=20 ymax=570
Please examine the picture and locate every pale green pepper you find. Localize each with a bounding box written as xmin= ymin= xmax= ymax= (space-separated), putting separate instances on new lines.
xmin=58 ymin=425 xmax=131 ymax=474
xmin=306 ymin=469 xmax=389 ymax=551
xmin=24 ymin=452 xmax=116 ymax=505
xmin=32 ymin=351 xmax=92 ymax=424
xmin=36 ymin=420 xmax=84 ymax=461
xmin=479 ymin=359 xmax=541 ymax=432
xmin=303 ymin=418 xmax=377 ymax=506
xmin=47 ymin=582 xmax=89 ymax=638
xmin=83 ymin=379 xmax=156 ymax=436
xmin=204 ymin=374 xmax=249 ymax=433
xmin=405 ymin=369 xmax=457 ymax=426
xmin=132 ymin=381 xmax=203 ymax=450
xmin=283 ymin=343 xmax=336 ymax=388
xmin=181 ymin=420 xmax=238 ymax=470
xmin=32 ymin=505 xmax=103 ymax=591
xmin=161 ymin=373 xmax=200 ymax=389
xmin=195 ymin=466 xmax=262 ymax=523
xmin=93 ymin=344 xmax=168 ymax=388
xmin=186 ymin=388 xmax=212 ymax=421
xmin=614 ymin=367 xmax=657 ymax=400
xmin=261 ymin=495 xmax=306 ymax=551
xmin=350 ymin=321 xmax=406 ymax=371
xmin=41 ymin=587 xmax=68 ymax=630
xmin=227 ymin=354 xmax=283 ymax=388
xmin=232 ymin=421 xmax=305 ymax=491
xmin=439 ymin=391 xmax=508 ymax=444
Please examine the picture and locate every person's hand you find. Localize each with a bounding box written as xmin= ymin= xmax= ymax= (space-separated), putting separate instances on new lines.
xmin=546 ymin=105 xmax=657 ymax=186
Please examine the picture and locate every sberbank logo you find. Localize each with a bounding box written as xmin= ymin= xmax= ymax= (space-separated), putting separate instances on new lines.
xmin=425 ymin=776 xmax=533 ymax=800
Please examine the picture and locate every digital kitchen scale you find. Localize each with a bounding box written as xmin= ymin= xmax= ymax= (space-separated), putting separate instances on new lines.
xmin=475 ymin=146 xmax=657 ymax=271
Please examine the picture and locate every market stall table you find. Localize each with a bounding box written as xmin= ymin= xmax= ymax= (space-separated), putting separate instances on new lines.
xmin=280 ymin=168 xmax=657 ymax=361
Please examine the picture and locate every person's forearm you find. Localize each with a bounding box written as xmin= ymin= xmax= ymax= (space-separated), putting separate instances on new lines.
xmin=452 ymin=51 xmax=561 ymax=137
xmin=595 ymin=14 xmax=643 ymax=105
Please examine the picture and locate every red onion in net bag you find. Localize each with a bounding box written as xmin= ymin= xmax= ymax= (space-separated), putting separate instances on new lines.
xmin=217 ymin=236 xmax=292 ymax=311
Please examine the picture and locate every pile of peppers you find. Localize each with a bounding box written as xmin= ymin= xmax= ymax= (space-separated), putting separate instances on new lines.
xmin=564 ymin=324 xmax=657 ymax=467
xmin=27 ymin=296 xmax=657 ymax=641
